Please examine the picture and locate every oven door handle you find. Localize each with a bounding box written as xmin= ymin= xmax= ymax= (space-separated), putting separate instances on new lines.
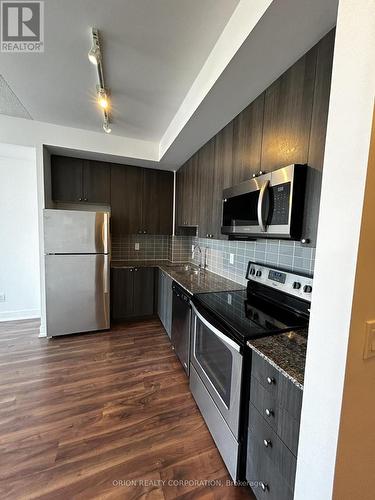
xmin=257 ymin=179 xmax=270 ymax=232
xmin=191 ymin=304 xmax=241 ymax=353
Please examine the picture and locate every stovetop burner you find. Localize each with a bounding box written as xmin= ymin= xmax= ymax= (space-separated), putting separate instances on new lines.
xmin=192 ymin=261 xmax=312 ymax=346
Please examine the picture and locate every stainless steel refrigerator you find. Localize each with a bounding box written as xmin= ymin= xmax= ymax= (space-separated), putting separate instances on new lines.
xmin=44 ymin=209 xmax=110 ymax=337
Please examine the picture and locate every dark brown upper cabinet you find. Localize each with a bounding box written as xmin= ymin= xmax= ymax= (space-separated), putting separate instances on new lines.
xmin=110 ymin=164 xmax=173 ymax=237
xmin=142 ymin=168 xmax=173 ymax=235
xmin=303 ymin=29 xmax=335 ymax=246
xmin=260 ymin=46 xmax=317 ymax=173
xmin=51 ymin=155 xmax=110 ymax=204
xmin=82 ymin=160 xmax=111 ymax=204
xmin=213 ymin=122 xmax=234 ymax=239
xmin=110 ymin=164 xmax=143 ymax=236
xmin=232 ymin=93 xmax=264 ymax=184
xmin=51 ymin=156 xmax=83 ymax=203
xmin=197 ymin=137 xmax=216 ymax=238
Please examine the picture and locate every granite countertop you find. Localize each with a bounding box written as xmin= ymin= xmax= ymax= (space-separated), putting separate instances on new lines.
xmin=247 ymin=329 xmax=308 ymax=389
xmin=111 ymin=260 xmax=245 ymax=295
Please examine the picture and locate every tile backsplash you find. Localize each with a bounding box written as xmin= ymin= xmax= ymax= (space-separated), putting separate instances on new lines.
xmin=190 ymin=238 xmax=315 ymax=286
xmin=111 ymin=235 xmax=191 ymax=262
xmin=112 ymin=234 xmax=315 ymax=286
xmin=112 ymin=235 xmax=169 ymax=261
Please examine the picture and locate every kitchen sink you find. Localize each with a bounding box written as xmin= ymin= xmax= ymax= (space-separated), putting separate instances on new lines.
xmin=172 ymin=264 xmax=204 ymax=275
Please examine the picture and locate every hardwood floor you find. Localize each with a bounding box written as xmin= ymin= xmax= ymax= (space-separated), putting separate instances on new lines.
xmin=0 ymin=319 xmax=253 ymax=499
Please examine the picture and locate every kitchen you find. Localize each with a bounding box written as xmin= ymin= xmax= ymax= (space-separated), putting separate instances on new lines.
xmin=0 ymin=1 xmax=375 ymax=499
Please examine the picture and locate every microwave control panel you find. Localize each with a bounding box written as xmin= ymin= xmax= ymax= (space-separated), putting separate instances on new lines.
xmin=269 ymin=182 xmax=291 ymax=225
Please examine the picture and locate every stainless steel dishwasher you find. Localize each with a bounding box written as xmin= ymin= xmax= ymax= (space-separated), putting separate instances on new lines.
xmin=171 ymin=282 xmax=191 ymax=375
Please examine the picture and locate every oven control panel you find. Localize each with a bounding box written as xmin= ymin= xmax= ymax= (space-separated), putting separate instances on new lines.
xmin=247 ymin=262 xmax=313 ymax=300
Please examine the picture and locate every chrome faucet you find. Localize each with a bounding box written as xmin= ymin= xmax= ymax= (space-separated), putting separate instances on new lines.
xmin=192 ymin=243 xmax=203 ymax=269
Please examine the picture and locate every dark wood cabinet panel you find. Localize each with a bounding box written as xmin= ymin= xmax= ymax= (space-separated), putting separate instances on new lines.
xmin=142 ymin=169 xmax=173 ymax=235
xmin=83 ymin=160 xmax=110 ymax=204
xmin=303 ymin=29 xmax=335 ymax=246
xmin=157 ymin=269 xmax=173 ymax=337
xmin=110 ymin=164 xmax=143 ymax=237
xmin=133 ymin=267 xmax=155 ymax=317
xmin=197 ymin=137 xmax=216 ymax=238
xmin=260 ymin=47 xmax=317 ymax=173
xmin=51 ymin=156 xmax=83 ymax=203
xmin=111 ymin=268 xmax=134 ymax=320
xmin=214 ymin=121 xmax=234 ymax=239
xmin=232 ymin=93 xmax=265 ymax=184
xmin=111 ymin=267 xmax=155 ymax=320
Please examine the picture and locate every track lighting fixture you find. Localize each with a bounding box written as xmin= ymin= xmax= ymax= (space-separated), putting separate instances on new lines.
xmin=88 ymin=27 xmax=113 ymax=133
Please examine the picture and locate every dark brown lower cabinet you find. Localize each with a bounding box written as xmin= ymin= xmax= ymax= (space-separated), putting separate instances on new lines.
xmin=133 ymin=267 xmax=155 ymax=317
xmin=246 ymin=351 xmax=302 ymax=500
xmin=111 ymin=267 xmax=155 ymax=321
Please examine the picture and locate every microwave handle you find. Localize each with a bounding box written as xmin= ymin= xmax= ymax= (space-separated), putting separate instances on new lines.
xmin=257 ymin=180 xmax=270 ymax=232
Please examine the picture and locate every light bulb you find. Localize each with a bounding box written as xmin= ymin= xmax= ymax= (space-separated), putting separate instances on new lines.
xmin=97 ymin=89 xmax=109 ymax=109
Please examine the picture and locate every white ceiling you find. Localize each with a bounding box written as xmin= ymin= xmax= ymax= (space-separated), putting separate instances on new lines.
xmin=0 ymin=0 xmax=239 ymax=140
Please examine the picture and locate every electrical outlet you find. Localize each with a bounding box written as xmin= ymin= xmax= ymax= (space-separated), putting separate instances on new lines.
xmin=135 ymin=243 xmax=140 ymax=251
xmin=364 ymin=320 xmax=375 ymax=359
xmin=0 ymin=293 xmax=5 ymax=303
xmin=229 ymin=253 xmax=235 ymax=265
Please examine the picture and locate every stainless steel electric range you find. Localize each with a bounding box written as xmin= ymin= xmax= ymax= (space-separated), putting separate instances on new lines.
xmin=189 ymin=261 xmax=313 ymax=481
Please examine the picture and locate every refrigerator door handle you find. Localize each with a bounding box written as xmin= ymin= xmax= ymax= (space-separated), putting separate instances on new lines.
xmin=103 ymin=256 xmax=110 ymax=294
xmin=103 ymin=213 xmax=110 ymax=254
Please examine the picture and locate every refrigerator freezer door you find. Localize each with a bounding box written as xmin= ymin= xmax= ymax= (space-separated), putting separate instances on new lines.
xmin=44 ymin=209 xmax=110 ymax=254
xmin=45 ymin=254 xmax=110 ymax=337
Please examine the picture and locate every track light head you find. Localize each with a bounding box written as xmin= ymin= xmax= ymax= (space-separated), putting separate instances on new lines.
xmin=88 ymin=28 xmax=100 ymax=65
xmin=103 ymin=119 xmax=111 ymax=134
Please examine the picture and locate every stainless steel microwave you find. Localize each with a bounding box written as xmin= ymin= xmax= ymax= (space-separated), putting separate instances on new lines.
xmin=221 ymin=164 xmax=307 ymax=240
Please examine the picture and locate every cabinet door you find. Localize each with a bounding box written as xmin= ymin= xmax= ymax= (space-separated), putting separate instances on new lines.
xmin=83 ymin=160 xmax=110 ymax=204
xmin=213 ymin=122 xmax=234 ymax=239
xmin=51 ymin=155 xmax=83 ymax=203
xmin=303 ymin=29 xmax=335 ymax=246
xmin=133 ymin=267 xmax=155 ymax=317
xmin=197 ymin=137 xmax=215 ymax=238
xmin=110 ymin=164 xmax=143 ymax=237
xmin=157 ymin=269 xmax=165 ymax=325
xmin=111 ymin=268 xmax=134 ymax=320
xmin=260 ymin=47 xmax=317 ymax=172
xmin=142 ymin=169 xmax=173 ymax=234
xmin=232 ymin=93 xmax=264 ymax=184
xmin=176 ymin=164 xmax=187 ymax=230
xmin=157 ymin=270 xmax=173 ymax=337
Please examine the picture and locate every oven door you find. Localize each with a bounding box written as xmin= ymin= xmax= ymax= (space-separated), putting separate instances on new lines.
xmin=190 ymin=303 xmax=243 ymax=439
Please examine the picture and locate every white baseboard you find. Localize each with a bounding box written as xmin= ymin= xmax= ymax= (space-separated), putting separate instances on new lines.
xmin=0 ymin=309 xmax=41 ymax=321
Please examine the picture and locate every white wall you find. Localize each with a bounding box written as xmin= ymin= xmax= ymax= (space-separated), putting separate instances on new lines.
xmin=0 ymin=144 xmax=40 ymax=321
xmin=294 ymin=0 xmax=375 ymax=498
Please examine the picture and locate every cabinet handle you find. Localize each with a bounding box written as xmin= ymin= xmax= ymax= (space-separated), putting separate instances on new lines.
xmin=143 ymin=231 xmax=147 ymax=234
xmin=265 ymin=408 xmax=274 ymax=417
xmin=130 ymin=269 xmax=133 ymax=272
xmin=78 ymin=197 xmax=82 ymax=201
xmin=260 ymin=482 xmax=268 ymax=492
xmin=266 ymin=376 xmax=275 ymax=385
xmin=263 ymin=439 xmax=272 ymax=448
xmin=84 ymin=198 xmax=88 ymax=202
